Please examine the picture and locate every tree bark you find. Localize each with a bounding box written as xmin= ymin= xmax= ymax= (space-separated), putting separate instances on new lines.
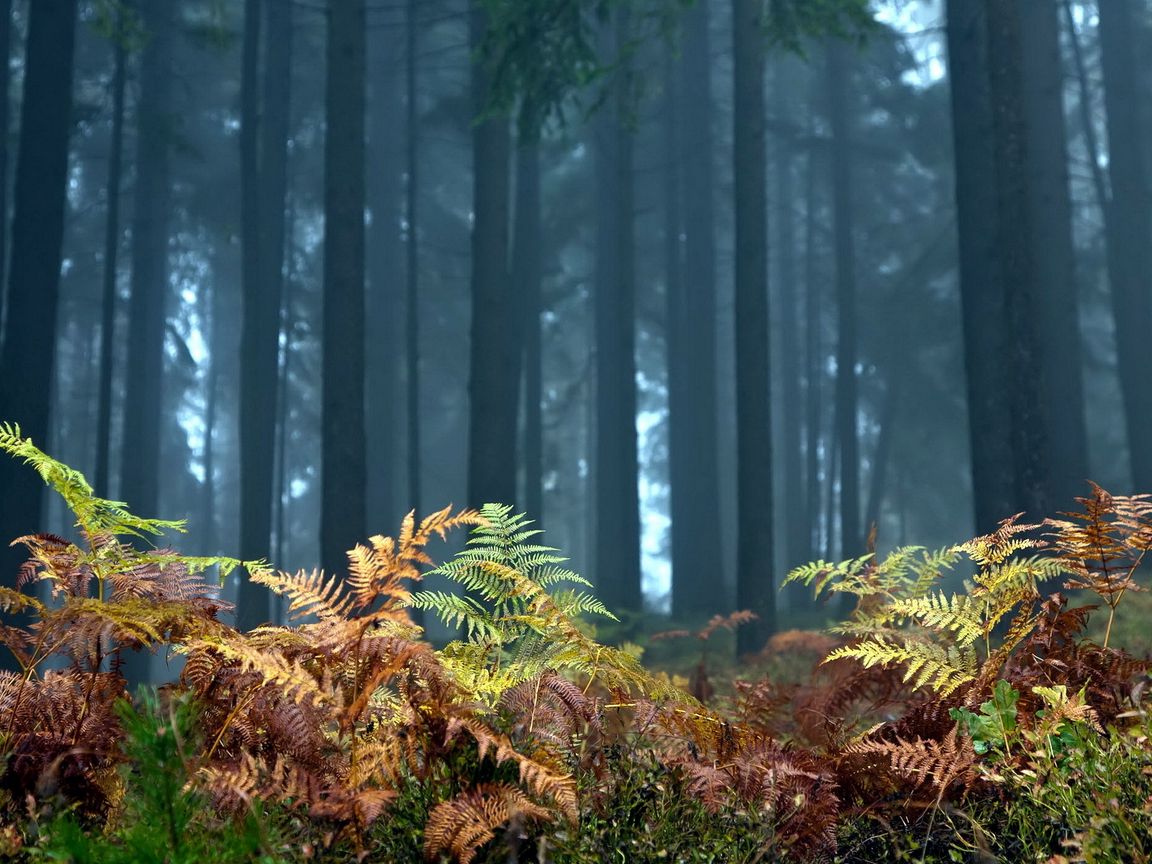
xmin=594 ymin=10 xmax=642 ymax=616
xmin=946 ymin=0 xmax=1024 ymax=532
xmin=1020 ymin=0 xmax=1087 ymax=508
xmin=670 ymin=0 xmax=724 ymax=622
xmin=405 ymin=0 xmax=421 ymax=518
xmin=0 ymin=0 xmax=14 ymax=351
xmin=467 ymin=3 xmax=518 ymax=509
xmin=826 ymin=38 xmax=862 ymax=560
xmin=733 ymin=0 xmax=774 ymax=652
xmin=321 ymin=0 xmax=368 ymax=576
xmin=366 ymin=17 xmax=400 ymax=537
xmin=0 ymin=0 xmax=78 ymax=585
xmin=1097 ymin=0 xmax=1152 ymax=494
xmin=775 ymin=56 xmax=805 ymax=574
xmin=95 ymin=6 xmax=128 ymax=498
xmin=121 ymin=0 xmax=173 ymax=526
xmin=513 ymin=122 xmax=544 ymax=523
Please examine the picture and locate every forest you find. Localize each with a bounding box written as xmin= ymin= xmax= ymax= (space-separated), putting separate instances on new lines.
xmin=1 ymin=0 xmax=1152 ymax=861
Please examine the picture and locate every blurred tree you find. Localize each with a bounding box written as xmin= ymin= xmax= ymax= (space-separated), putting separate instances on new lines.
xmin=593 ymin=8 xmax=642 ymax=616
xmin=321 ymin=0 xmax=368 ymax=577
xmin=467 ymin=2 xmax=518 ymax=510
xmin=1097 ymin=0 xmax=1152 ymax=494
xmin=0 ymin=0 xmax=79 ymax=589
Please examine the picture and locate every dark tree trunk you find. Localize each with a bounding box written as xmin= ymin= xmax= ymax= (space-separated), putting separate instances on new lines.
xmin=467 ymin=3 xmax=518 ymax=509
xmin=321 ymin=0 xmax=367 ymax=576
xmin=774 ymin=57 xmax=805 ymax=575
xmin=669 ymin=0 xmax=724 ymax=622
xmin=122 ymin=0 xmax=172 ymax=524
xmin=826 ymin=39 xmax=861 ymax=561
xmin=513 ymin=123 xmax=544 ymax=523
xmin=1020 ymin=0 xmax=1087 ymax=508
xmin=594 ymin=11 xmax=642 ymax=616
xmin=0 ymin=0 xmax=14 ymax=349
xmin=238 ymin=0 xmax=292 ymax=629
xmin=366 ymin=22 xmax=401 ymax=536
xmin=946 ymin=0 xmax=1024 ymax=532
xmin=804 ymin=126 xmax=823 ymax=562
xmin=733 ymin=0 xmax=774 ymax=652
xmin=0 ymin=0 xmax=78 ymax=584
xmin=985 ymin=0 xmax=1047 ymax=518
xmin=95 ymin=7 xmax=128 ymax=498
xmin=201 ymin=276 xmax=219 ymax=556
xmin=405 ymin=0 xmax=421 ymax=518
xmin=1097 ymin=0 xmax=1152 ymax=493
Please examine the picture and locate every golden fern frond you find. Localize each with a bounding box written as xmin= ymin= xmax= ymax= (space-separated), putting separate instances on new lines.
xmin=424 ymin=783 xmax=553 ymax=864
xmin=249 ymin=567 xmax=355 ymax=623
xmin=889 ymin=592 xmax=983 ymax=645
xmin=194 ymin=636 xmax=329 ymax=706
xmin=827 ymin=637 xmax=977 ymax=695
xmin=446 ymin=716 xmax=578 ymax=821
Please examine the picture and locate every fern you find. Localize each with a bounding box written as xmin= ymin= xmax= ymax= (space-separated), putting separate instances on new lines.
xmin=408 ymin=504 xmax=655 ymax=704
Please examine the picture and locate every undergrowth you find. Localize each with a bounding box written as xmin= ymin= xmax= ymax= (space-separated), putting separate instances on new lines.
xmin=0 ymin=423 xmax=1150 ymax=863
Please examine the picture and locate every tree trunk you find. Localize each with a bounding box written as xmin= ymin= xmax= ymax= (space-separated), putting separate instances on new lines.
xmin=826 ymin=39 xmax=861 ymax=561
xmin=513 ymin=122 xmax=544 ymax=523
xmin=733 ymin=0 xmax=774 ymax=652
xmin=985 ymin=0 xmax=1047 ymax=518
xmin=0 ymin=0 xmax=78 ymax=585
xmin=594 ymin=10 xmax=642 ymax=616
xmin=94 ymin=7 xmax=128 ymax=498
xmin=0 ymin=0 xmax=14 ymax=350
xmin=669 ymin=0 xmax=724 ymax=622
xmin=1020 ymin=0 xmax=1087 ymax=508
xmin=946 ymin=0 xmax=1023 ymax=532
xmin=1097 ymin=0 xmax=1152 ymax=494
xmin=405 ymin=0 xmax=421 ymax=518
xmin=804 ymin=123 xmax=823 ymax=563
xmin=321 ymin=0 xmax=367 ymax=576
xmin=121 ymin=0 xmax=172 ymax=525
xmin=774 ymin=56 xmax=805 ymax=575
xmin=366 ymin=20 xmax=400 ymax=537
xmin=467 ymin=3 xmax=518 ymax=509
xmin=238 ymin=0 xmax=292 ymax=629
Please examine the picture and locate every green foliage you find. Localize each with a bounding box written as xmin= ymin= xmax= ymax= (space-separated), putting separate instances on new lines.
xmin=785 ymin=517 xmax=1063 ymax=695
xmin=949 ymin=680 xmax=1019 ymax=755
xmin=478 ymin=0 xmax=876 ymax=129
xmin=409 ymin=504 xmax=679 ymax=703
xmin=32 ymin=692 xmax=281 ymax=864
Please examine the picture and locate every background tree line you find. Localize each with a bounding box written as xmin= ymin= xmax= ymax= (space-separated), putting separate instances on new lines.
xmin=0 ymin=0 xmax=1149 ymax=671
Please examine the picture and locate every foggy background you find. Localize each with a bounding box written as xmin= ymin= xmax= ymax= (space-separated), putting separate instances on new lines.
xmin=0 ymin=0 xmax=1144 ymax=657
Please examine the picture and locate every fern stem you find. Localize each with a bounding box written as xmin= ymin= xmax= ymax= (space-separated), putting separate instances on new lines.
xmin=205 ymin=684 xmax=259 ymax=763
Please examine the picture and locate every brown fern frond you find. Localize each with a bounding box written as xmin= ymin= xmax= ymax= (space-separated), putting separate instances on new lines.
xmin=843 ymin=726 xmax=976 ymax=794
xmin=423 ymin=783 xmax=552 ymax=864
xmin=249 ymin=568 xmax=356 ymax=623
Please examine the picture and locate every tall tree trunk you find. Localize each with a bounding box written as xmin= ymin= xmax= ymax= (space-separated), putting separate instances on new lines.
xmin=985 ymin=0 xmax=1047 ymax=518
xmin=467 ymin=3 xmax=517 ymax=509
xmin=94 ymin=6 xmax=128 ymax=498
xmin=663 ymin=51 xmax=690 ymax=618
xmin=405 ymin=0 xmax=421 ymax=518
xmin=1097 ymin=0 xmax=1152 ymax=494
xmin=513 ymin=119 xmax=544 ymax=523
xmin=669 ymin=0 xmax=724 ymax=622
xmin=0 ymin=0 xmax=14 ymax=350
xmin=804 ymin=125 xmax=823 ymax=563
xmin=238 ymin=0 xmax=292 ymax=629
xmin=826 ymin=39 xmax=861 ymax=561
xmin=321 ymin=0 xmax=367 ymax=576
xmin=237 ymin=0 xmax=267 ymax=626
xmin=122 ymin=0 xmax=172 ymax=524
xmin=201 ymin=275 xmax=219 ymax=556
xmin=946 ymin=0 xmax=1026 ymax=531
xmin=733 ymin=0 xmax=774 ymax=652
xmin=594 ymin=10 xmax=642 ymax=616
xmin=774 ymin=56 xmax=805 ymax=574
xmin=0 ymin=0 xmax=78 ymax=584
xmin=1020 ymin=0 xmax=1087 ymax=508
xmin=366 ymin=24 xmax=400 ymax=536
